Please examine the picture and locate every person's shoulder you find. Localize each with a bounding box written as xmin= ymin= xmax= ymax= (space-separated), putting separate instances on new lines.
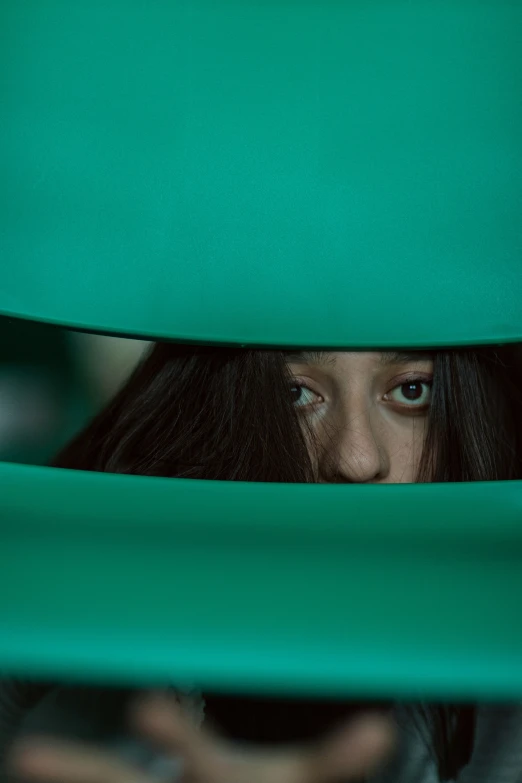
xmin=370 ymin=703 xmax=522 ymax=783
xmin=369 ymin=705 xmax=440 ymax=783
xmin=457 ymin=704 xmax=522 ymax=782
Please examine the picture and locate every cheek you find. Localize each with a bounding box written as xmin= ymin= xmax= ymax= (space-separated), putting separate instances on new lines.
xmin=384 ymin=418 xmax=428 ymax=480
xmin=298 ymin=414 xmax=339 ymax=480
xmin=298 ymin=408 xmax=330 ymax=447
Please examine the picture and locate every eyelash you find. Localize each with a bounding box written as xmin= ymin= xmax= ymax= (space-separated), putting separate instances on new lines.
xmin=383 ymin=376 xmax=433 ymax=413
xmin=289 ymin=379 xmax=324 ymax=410
xmin=290 ymin=376 xmax=433 ymax=414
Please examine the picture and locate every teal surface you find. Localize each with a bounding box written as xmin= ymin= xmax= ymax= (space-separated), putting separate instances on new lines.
xmin=1 ymin=462 xmax=522 ymax=699
xmin=1 ymin=1 xmax=521 ymax=347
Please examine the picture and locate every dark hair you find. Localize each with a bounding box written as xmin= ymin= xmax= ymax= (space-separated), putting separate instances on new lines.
xmin=418 ymin=346 xmax=522 ymax=483
xmin=53 ymin=342 xmax=522 ymax=780
xmin=53 ymin=344 xmax=315 ymax=481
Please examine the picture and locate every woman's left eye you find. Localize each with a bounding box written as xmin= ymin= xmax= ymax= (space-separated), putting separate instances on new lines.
xmin=385 ymin=380 xmax=432 ymax=408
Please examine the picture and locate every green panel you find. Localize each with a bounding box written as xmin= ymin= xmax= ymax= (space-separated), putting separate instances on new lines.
xmin=1 ymin=1 xmax=521 ymax=346
xmin=1 ymin=462 xmax=522 ymax=699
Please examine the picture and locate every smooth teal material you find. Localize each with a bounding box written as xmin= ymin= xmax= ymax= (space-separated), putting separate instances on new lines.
xmin=1 ymin=1 xmax=521 ymax=346
xmin=1 ymin=462 xmax=522 ymax=699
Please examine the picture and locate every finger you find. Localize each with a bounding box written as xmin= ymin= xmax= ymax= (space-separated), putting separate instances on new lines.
xmin=222 ymin=750 xmax=311 ymax=783
xmin=130 ymin=692 xmax=221 ymax=776
xmin=310 ymin=712 xmax=396 ymax=783
xmin=132 ymin=695 xmax=308 ymax=783
xmin=8 ymin=737 xmax=151 ymax=783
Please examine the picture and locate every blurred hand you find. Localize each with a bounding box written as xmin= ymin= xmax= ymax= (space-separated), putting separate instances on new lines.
xmin=10 ymin=692 xmax=395 ymax=783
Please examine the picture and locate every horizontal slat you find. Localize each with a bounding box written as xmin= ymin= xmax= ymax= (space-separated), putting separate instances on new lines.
xmin=1 ymin=1 xmax=521 ymax=346
xmin=1 ymin=463 xmax=521 ymax=698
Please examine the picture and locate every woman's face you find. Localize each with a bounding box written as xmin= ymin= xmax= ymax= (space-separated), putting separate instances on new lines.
xmin=284 ymin=351 xmax=434 ymax=484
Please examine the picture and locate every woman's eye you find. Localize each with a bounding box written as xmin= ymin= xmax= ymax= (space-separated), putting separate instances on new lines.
xmin=290 ymin=384 xmax=322 ymax=409
xmin=386 ymin=380 xmax=432 ymax=408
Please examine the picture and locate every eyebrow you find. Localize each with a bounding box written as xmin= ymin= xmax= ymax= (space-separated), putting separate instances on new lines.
xmin=379 ymin=351 xmax=434 ymax=365
xmin=282 ymin=351 xmax=338 ymax=367
xmin=282 ymin=350 xmax=433 ymax=367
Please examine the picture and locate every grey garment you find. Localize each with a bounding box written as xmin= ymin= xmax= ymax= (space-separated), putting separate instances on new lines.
xmin=370 ymin=705 xmax=441 ymax=783
xmin=450 ymin=706 xmax=522 ymax=783
xmin=2 ymin=681 xmax=522 ymax=782
xmin=372 ymin=705 xmax=522 ymax=783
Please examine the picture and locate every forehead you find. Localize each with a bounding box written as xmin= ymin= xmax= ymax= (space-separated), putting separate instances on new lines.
xmin=282 ymin=350 xmax=433 ymax=367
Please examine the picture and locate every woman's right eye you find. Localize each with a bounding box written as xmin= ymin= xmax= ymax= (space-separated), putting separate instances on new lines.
xmin=289 ymin=383 xmax=323 ymax=409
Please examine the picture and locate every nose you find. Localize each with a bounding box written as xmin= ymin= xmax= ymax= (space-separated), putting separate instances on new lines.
xmin=317 ymin=408 xmax=389 ymax=484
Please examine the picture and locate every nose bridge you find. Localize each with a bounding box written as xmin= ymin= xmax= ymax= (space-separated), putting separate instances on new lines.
xmin=321 ymin=393 xmax=387 ymax=483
